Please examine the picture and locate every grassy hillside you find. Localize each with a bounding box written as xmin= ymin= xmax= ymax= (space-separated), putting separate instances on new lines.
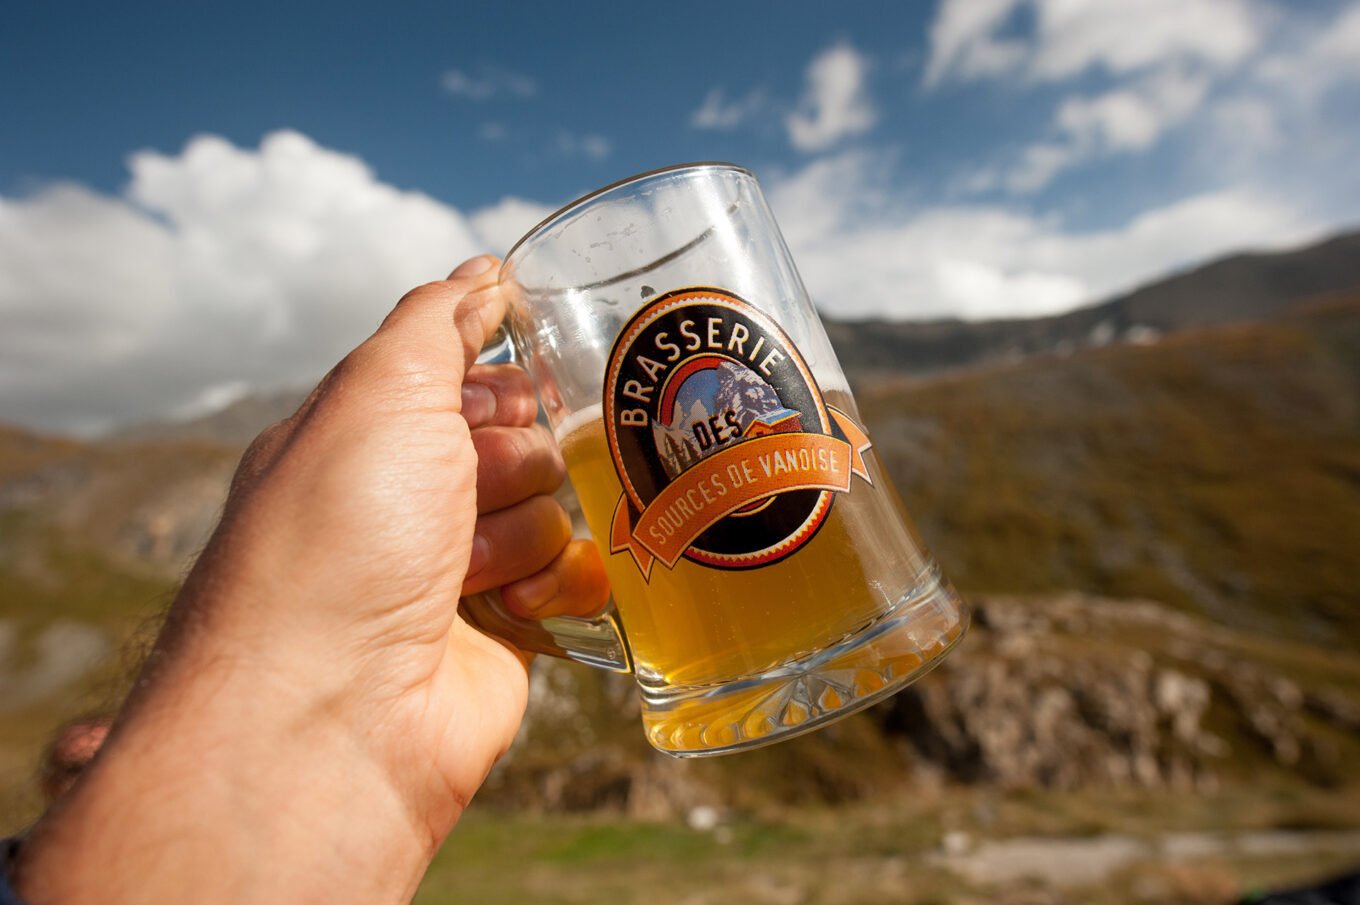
xmin=860 ymin=297 xmax=1360 ymax=648
xmin=0 ymin=431 xmax=236 ymax=822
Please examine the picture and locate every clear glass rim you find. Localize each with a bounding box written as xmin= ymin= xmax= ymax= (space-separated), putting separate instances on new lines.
xmin=500 ymin=161 xmax=753 ymax=276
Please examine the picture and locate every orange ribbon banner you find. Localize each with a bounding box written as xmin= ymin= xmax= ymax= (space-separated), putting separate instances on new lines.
xmin=611 ymin=408 xmax=872 ymax=577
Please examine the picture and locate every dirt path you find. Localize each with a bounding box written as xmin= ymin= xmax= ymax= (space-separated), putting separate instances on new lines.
xmin=930 ymin=829 xmax=1360 ymax=887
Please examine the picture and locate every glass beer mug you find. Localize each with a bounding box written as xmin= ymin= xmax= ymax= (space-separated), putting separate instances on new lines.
xmin=462 ymin=163 xmax=967 ymax=757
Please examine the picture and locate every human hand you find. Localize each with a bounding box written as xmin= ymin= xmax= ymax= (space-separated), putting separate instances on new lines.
xmin=14 ymin=256 xmax=610 ymax=904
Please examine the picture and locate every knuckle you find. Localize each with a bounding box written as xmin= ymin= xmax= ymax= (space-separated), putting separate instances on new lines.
xmin=453 ymin=290 xmax=500 ymax=351
xmin=237 ymin=418 xmax=288 ymax=470
xmin=507 ymin=383 xmax=540 ymax=425
xmin=332 ymin=342 xmax=379 ymax=384
xmin=500 ymin=363 xmax=535 ymax=397
xmin=477 ymin=426 xmax=528 ymax=470
xmin=530 ymin=424 xmax=567 ymax=485
xmin=229 ymin=418 xmax=292 ymax=494
xmin=395 ymin=280 xmax=452 ymax=310
xmin=490 ymin=425 xmax=562 ymax=486
xmin=334 ymin=337 xmax=452 ymax=408
xmin=532 ymin=495 xmax=572 ymax=540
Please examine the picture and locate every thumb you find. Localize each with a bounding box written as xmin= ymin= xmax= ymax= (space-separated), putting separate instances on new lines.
xmin=363 ymin=255 xmax=507 ymax=393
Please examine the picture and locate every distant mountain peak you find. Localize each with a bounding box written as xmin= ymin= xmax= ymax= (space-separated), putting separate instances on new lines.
xmin=824 ymin=227 xmax=1360 ymax=380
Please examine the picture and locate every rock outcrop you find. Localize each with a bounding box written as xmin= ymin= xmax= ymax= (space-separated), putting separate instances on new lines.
xmin=483 ymin=594 xmax=1360 ymax=817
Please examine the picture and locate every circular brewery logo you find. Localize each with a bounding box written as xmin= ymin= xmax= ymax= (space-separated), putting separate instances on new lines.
xmin=604 ymin=287 xmax=874 ymax=578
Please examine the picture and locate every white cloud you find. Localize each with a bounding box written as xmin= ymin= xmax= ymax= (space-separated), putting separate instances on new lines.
xmin=0 ymin=131 xmax=487 ymax=434
xmin=1056 ymin=69 xmax=1210 ymax=153
xmin=1314 ymin=2 xmax=1360 ymax=71
xmin=170 ymin=380 xmax=252 ymax=421
xmin=923 ymin=0 xmax=1025 ymax=87
xmin=477 ymin=122 xmax=508 ymax=142
xmin=441 ymin=66 xmax=538 ymax=100
xmin=1026 ymin=0 xmax=1261 ymax=81
xmin=1004 ymin=143 xmax=1078 ymax=194
xmin=690 ymin=87 xmax=767 ymax=130
xmin=1207 ymin=95 xmax=1279 ymax=150
xmin=934 ymin=257 xmax=1087 ymax=319
xmin=929 ymin=0 xmax=1276 ymax=194
xmin=787 ymin=42 xmax=877 ymax=152
xmin=1001 ymin=65 xmax=1212 ymax=192
xmin=1256 ymin=1 xmax=1360 ymax=97
xmin=1058 ymin=89 xmax=1161 ymax=150
xmin=925 ymin=0 xmax=1262 ymax=87
xmin=1021 ymin=2 xmax=1360 ymax=194
xmin=769 ymin=151 xmax=1323 ymax=320
xmin=765 ymin=152 xmax=876 ymax=249
xmin=1191 ymin=3 xmax=1360 ymax=178
xmin=469 ymin=197 xmax=557 ymax=256
xmin=554 ymin=131 xmax=612 ymax=161
xmin=0 ymin=183 xmax=176 ymax=368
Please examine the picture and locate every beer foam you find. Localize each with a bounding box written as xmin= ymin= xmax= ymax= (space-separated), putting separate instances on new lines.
xmin=553 ymin=403 xmax=603 ymax=443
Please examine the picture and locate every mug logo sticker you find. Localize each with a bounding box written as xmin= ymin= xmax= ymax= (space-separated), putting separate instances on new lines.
xmin=604 ymin=287 xmax=874 ymax=579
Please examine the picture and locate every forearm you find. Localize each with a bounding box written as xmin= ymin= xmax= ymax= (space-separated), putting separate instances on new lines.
xmin=12 ymin=631 xmax=446 ymax=905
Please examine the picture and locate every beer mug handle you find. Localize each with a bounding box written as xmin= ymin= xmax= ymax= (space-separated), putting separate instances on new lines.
xmin=458 ymin=590 xmax=631 ymax=672
xmin=456 ymin=327 xmax=633 ymax=674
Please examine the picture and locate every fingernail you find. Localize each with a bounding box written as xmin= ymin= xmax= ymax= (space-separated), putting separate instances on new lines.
xmin=461 ymin=382 xmax=496 ymax=425
xmin=450 ymin=255 xmax=495 ymax=279
xmin=468 ymin=534 xmax=491 ymax=577
xmin=506 ymin=570 xmax=560 ymax=617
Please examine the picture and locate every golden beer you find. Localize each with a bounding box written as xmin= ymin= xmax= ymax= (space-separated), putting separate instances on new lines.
xmin=560 ymin=400 xmax=944 ymax=690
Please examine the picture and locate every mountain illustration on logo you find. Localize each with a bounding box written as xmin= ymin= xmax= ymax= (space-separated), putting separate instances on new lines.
xmin=651 ymin=359 xmax=801 ymax=479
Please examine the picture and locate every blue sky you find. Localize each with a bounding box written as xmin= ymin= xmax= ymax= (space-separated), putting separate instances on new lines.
xmin=3 ymin=1 xmax=1013 ymax=212
xmin=2 ymin=0 xmax=1359 ymax=432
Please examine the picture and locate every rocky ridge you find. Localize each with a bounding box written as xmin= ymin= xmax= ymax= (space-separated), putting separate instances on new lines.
xmin=483 ymin=594 xmax=1360 ymax=818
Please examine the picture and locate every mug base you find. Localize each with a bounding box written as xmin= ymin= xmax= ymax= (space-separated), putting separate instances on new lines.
xmin=639 ymin=573 xmax=968 ymax=757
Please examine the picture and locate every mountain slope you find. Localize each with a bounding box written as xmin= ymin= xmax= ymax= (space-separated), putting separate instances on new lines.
xmin=114 ymin=389 xmax=307 ymax=447
xmin=859 ymin=296 xmax=1360 ymax=647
